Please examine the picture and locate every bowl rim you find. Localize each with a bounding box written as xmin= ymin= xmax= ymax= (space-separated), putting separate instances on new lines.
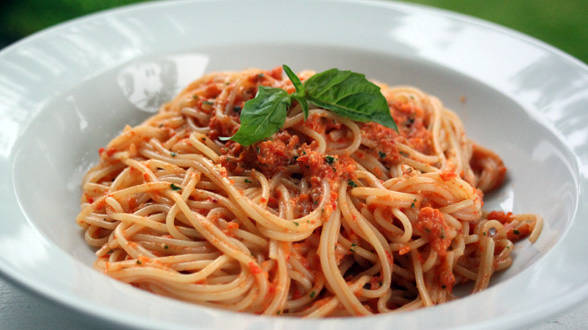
xmin=1 ymin=0 xmax=587 ymax=329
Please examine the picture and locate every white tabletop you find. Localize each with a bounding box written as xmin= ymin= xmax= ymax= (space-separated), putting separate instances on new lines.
xmin=0 ymin=277 xmax=585 ymax=329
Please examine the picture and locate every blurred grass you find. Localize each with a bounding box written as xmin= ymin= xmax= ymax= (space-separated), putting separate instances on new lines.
xmin=0 ymin=0 xmax=586 ymax=63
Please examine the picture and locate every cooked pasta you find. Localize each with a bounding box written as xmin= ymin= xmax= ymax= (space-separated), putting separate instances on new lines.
xmin=77 ymin=66 xmax=542 ymax=316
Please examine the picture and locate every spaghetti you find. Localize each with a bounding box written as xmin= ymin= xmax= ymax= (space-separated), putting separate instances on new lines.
xmin=77 ymin=67 xmax=542 ymax=316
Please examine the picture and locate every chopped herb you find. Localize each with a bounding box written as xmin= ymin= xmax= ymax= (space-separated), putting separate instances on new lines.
xmin=378 ymin=151 xmax=386 ymax=158
xmin=257 ymin=73 xmax=264 ymax=79
xmin=200 ymin=137 xmax=206 ymax=142
xmin=399 ymin=151 xmax=409 ymax=157
xmin=276 ymin=310 xmax=281 ymax=315
xmin=164 ymin=245 xmax=169 ymax=250
xmin=410 ymin=199 xmax=416 ymax=208
xmin=136 ymin=260 xmax=142 ymax=265
xmin=513 ymin=229 xmax=520 ymax=235
xmin=203 ymin=100 xmax=214 ymax=105
xmin=309 ymin=291 xmax=316 ymax=298
xmin=292 ymin=155 xmax=299 ymax=162
xmin=351 ymin=243 xmax=358 ymax=247
xmin=302 ymin=150 xmax=306 ymax=155
xmin=294 ymin=221 xmax=299 ymax=226
xmin=325 ymin=155 xmax=335 ymax=165
xmin=170 ymin=152 xmax=176 ymax=157
xmin=192 ymin=95 xmax=199 ymax=100
xmin=348 ymin=180 xmax=358 ymax=188
xmin=409 ymin=95 xmax=415 ymax=100
xmin=233 ymin=106 xmax=242 ymax=112
xmin=313 ymin=200 xmax=318 ymax=206
xmin=483 ymin=232 xmax=487 ymax=236
xmin=170 ymin=183 xmax=181 ymax=191
xmin=405 ymin=117 xmax=415 ymax=127
xmin=244 ymin=178 xmax=252 ymax=183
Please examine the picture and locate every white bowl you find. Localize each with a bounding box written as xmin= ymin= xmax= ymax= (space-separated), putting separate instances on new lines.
xmin=1 ymin=0 xmax=587 ymax=329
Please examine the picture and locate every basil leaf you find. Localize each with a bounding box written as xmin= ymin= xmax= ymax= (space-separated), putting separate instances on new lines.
xmin=283 ymin=65 xmax=303 ymax=93
xmin=283 ymin=64 xmax=308 ymax=118
xmin=303 ymin=68 xmax=398 ymax=131
xmin=222 ymin=86 xmax=291 ymax=146
xmin=292 ymin=95 xmax=309 ymax=119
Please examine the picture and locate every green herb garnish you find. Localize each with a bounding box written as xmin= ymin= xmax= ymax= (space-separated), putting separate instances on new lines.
xmin=378 ymin=151 xmax=386 ymax=158
xmin=303 ymin=68 xmax=397 ymax=130
xmin=309 ymin=291 xmax=316 ymax=298
xmin=348 ymin=180 xmax=358 ymax=188
xmin=283 ymin=64 xmax=309 ymax=118
xmin=513 ymin=229 xmax=520 ymax=235
xmin=219 ymin=86 xmax=291 ymax=146
xmin=170 ymin=183 xmax=181 ymax=191
xmin=325 ymin=155 xmax=335 ymax=165
xmin=170 ymin=152 xmax=176 ymax=157
xmin=244 ymin=178 xmax=252 ymax=183
xmin=223 ymin=65 xmax=398 ymax=146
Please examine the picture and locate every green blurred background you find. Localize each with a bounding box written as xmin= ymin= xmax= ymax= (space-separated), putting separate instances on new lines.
xmin=0 ymin=0 xmax=586 ymax=63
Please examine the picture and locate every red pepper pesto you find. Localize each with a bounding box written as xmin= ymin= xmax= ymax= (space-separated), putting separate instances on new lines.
xmin=390 ymin=98 xmax=433 ymax=154
xmin=415 ymin=207 xmax=451 ymax=257
xmin=415 ymin=207 xmax=455 ymax=290
xmin=487 ymin=211 xmax=530 ymax=241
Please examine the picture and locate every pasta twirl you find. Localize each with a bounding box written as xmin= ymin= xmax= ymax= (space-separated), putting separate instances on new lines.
xmin=77 ymin=67 xmax=542 ymax=316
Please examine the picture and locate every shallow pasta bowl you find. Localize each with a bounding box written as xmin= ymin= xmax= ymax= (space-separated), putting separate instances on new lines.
xmin=0 ymin=0 xmax=587 ymax=329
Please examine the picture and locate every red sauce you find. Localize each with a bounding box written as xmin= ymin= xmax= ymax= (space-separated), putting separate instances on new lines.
xmin=507 ymin=223 xmax=531 ymax=241
xmin=488 ymin=211 xmax=530 ymax=241
xmin=415 ymin=207 xmax=451 ymax=257
xmin=487 ymin=211 xmax=514 ymax=224
xmin=296 ymin=146 xmax=356 ymax=183
xmin=390 ymin=99 xmax=432 ymax=154
xmin=248 ymin=261 xmax=262 ymax=275
xmin=256 ymin=132 xmax=300 ymax=175
xmin=359 ymin=122 xmax=400 ymax=166
xmin=438 ymin=258 xmax=456 ymax=291
xmin=440 ymin=170 xmax=457 ymax=181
